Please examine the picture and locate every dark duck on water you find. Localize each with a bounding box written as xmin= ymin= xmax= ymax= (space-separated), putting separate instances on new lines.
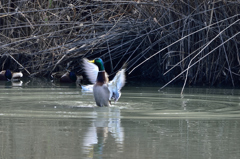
xmin=0 ymin=69 xmax=23 ymax=81
xmin=51 ymin=71 xmax=82 ymax=84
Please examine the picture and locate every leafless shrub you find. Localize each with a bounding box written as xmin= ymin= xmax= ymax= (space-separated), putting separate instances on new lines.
xmin=0 ymin=0 xmax=239 ymax=91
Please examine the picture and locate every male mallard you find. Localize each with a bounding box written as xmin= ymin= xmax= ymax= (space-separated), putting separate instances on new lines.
xmin=51 ymin=71 xmax=82 ymax=84
xmin=0 ymin=69 xmax=23 ymax=81
xmin=82 ymin=58 xmax=126 ymax=107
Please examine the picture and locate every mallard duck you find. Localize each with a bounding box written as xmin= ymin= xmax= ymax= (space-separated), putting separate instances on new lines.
xmin=51 ymin=71 xmax=82 ymax=84
xmin=0 ymin=69 xmax=23 ymax=81
xmin=82 ymin=58 xmax=126 ymax=107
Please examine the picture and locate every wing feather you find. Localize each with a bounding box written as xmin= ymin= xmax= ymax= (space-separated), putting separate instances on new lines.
xmin=108 ymin=67 xmax=126 ymax=101
xmin=82 ymin=58 xmax=98 ymax=84
xmin=111 ymin=68 xmax=126 ymax=90
xmin=116 ymin=68 xmax=126 ymax=90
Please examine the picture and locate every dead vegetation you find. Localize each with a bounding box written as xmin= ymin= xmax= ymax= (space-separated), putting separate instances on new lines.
xmin=0 ymin=0 xmax=239 ymax=90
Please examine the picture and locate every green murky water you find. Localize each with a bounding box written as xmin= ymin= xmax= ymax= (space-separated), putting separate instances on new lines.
xmin=0 ymin=79 xmax=240 ymax=159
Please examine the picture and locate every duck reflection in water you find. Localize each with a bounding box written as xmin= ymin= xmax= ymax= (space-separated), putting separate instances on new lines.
xmin=1 ymin=80 xmax=23 ymax=87
xmin=11 ymin=80 xmax=23 ymax=87
xmin=82 ymin=107 xmax=124 ymax=157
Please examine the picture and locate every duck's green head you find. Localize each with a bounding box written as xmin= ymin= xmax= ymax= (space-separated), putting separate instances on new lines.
xmin=90 ymin=58 xmax=105 ymax=71
xmin=5 ymin=69 xmax=12 ymax=80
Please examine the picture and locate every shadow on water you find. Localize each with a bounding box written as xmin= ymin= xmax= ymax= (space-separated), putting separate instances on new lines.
xmin=0 ymin=78 xmax=240 ymax=158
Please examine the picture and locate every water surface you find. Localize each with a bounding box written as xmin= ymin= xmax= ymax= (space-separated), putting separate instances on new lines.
xmin=0 ymin=80 xmax=240 ymax=159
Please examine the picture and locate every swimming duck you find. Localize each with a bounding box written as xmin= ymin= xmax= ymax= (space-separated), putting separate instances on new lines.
xmin=0 ymin=69 xmax=23 ymax=81
xmin=82 ymin=58 xmax=126 ymax=107
xmin=51 ymin=71 xmax=83 ymax=84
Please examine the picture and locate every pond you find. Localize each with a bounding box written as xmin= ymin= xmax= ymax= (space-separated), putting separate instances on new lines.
xmin=0 ymin=79 xmax=240 ymax=159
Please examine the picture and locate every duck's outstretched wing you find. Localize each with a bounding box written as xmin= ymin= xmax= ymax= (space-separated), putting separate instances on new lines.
xmin=114 ymin=68 xmax=126 ymax=90
xmin=108 ymin=66 xmax=126 ymax=101
xmin=82 ymin=58 xmax=98 ymax=84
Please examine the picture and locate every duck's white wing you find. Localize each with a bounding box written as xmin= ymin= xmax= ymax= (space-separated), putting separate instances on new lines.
xmin=82 ymin=58 xmax=98 ymax=84
xmin=115 ymin=68 xmax=126 ymax=90
xmin=108 ymin=68 xmax=126 ymax=101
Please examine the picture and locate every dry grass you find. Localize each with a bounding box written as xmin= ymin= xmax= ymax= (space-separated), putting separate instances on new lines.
xmin=0 ymin=0 xmax=239 ymax=91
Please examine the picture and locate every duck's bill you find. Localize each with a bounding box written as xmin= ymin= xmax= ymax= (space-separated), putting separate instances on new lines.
xmin=88 ymin=60 xmax=94 ymax=63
